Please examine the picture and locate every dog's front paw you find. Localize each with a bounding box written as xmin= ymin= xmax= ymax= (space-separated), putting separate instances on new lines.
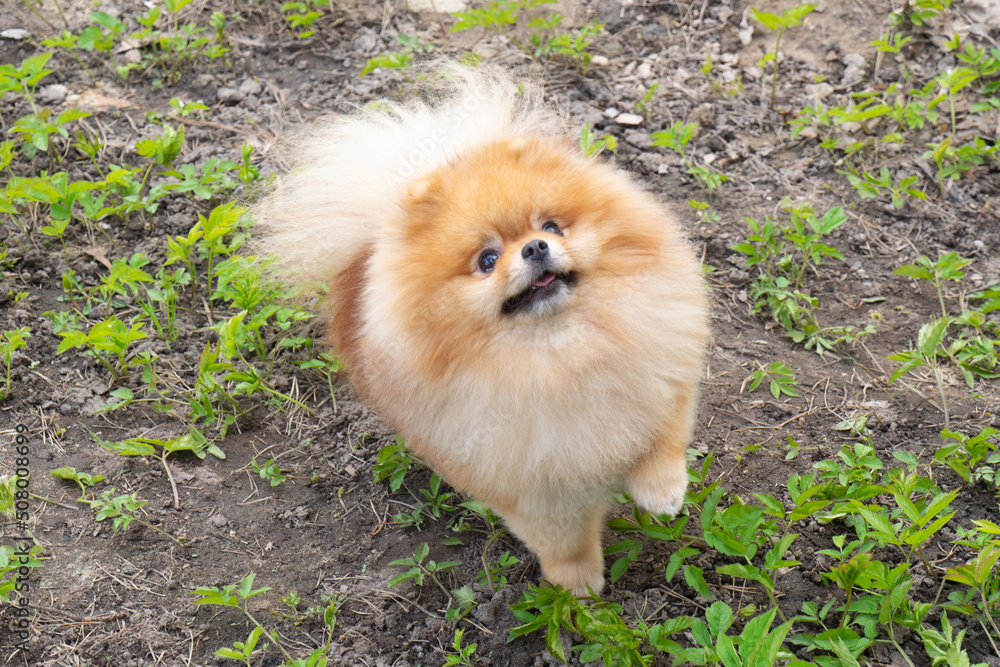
xmin=541 ymin=553 xmax=605 ymax=598
xmin=626 ymin=459 xmax=688 ymax=517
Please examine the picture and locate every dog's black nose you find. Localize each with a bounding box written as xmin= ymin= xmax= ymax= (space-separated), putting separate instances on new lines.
xmin=522 ymin=239 xmax=549 ymax=261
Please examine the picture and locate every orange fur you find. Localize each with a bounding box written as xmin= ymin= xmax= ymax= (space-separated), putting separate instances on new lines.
xmin=259 ymin=72 xmax=709 ymax=596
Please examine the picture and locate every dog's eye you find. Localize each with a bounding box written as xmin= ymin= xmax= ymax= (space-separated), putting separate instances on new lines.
xmin=541 ymin=220 xmax=563 ymax=236
xmin=478 ymin=249 xmax=500 ymax=273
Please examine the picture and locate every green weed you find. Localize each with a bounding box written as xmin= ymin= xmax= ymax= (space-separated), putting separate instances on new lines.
xmin=50 ymin=466 xmax=105 ymax=500
xmin=388 ymin=542 xmax=460 ymax=598
xmin=742 ymin=360 xmax=799 ymax=398
xmin=251 ymin=458 xmax=286 ymax=487
xmin=0 ymin=327 xmax=31 ymax=401
xmin=750 ymin=4 xmax=816 ymax=108
xmin=650 ymin=121 xmax=730 ymax=191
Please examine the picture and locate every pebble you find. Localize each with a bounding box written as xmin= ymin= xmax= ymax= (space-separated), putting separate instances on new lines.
xmin=239 ymin=77 xmax=263 ymax=96
xmin=590 ymin=54 xmax=609 ymax=66
xmin=615 ymin=113 xmax=644 ymax=126
xmin=216 ymin=87 xmax=245 ymax=104
xmin=603 ymin=107 xmax=620 ymax=118
xmin=210 ymin=514 xmax=228 ymax=527
xmin=38 ymin=84 xmax=68 ymax=104
xmin=841 ymin=53 xmax=867 ymax=84
xmin=1 ymin=29 xmax=30 ymax=40
xmin=636 ymin=62 xmax=653 ymax=79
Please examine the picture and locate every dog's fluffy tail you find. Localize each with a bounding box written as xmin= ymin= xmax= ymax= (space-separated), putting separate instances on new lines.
xmin=254 ymin=67 xmax=566 ymax=286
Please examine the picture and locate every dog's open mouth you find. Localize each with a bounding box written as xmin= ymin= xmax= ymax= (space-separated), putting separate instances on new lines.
xmin=501 ymin=271 xmax=578 ymax=315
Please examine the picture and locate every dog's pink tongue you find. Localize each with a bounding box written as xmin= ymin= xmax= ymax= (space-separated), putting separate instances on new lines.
xmin=533 ymin=273 xmax=556 ymax=288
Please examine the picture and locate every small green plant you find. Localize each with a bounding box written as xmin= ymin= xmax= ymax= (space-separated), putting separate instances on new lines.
xmin=935 ymin=427 xmax=999 ymax=485
xmin=281 ymin=0 xmax=326 ymax=38
xmin=360 ymin=35 xmax=434 ymax=79
xmin=941 ymin=543 xmax=1000 ymax=656
xmin=82 ymin=488 xmax=182 ymax=543
xmin=888 ymin=316 xmax=953 ymax=425
xmin=700 ymin=53 xmax=744 ymax=99
xmin=651 ymin=122 xmax=730 ymax=191
xmin=919 ymin=613 xmax=988 ymax=667
xmin=50 ymin=466 xmax=105 ymax=500
xmin=251 ymin=458 xmax=286 ymax=487
xmin=443 ymin=628 xmax=479 ymax=666
xmin=731 ymin=203 xmax=858 ymax=351
xmin=0 ymin=327 xmax=30 ymax=401
xmin=10 ymin=106 xmax=92 ymax=162
xmin=841 ymin=168 xmax=927 ymax=207
xmin=891 ymin=0 xmax=952 ymax=26
xmin=193 ymin=574 xmax=296 ymax=664
xmin=742 ymin=360 xmax=799 ymax=398
xmin=635 ymin=83 xmax=658 ymax=117
xmin=579 ymin=122 xmax=617 ymax=158
xmin=388 ymin=542 xmax=460 ymax=598
xmin=476 ymin=550 xmax=521 ymax=588
xmin=420 ymin=473 xmax=457 ymax=518
xmin=55 ymin=316 xmax=147 ymax=380
xmin=688 ymin=199 xmax=721 ymax=225
xmin=923 ymin=136 xmax=1000 ymax=198
xmin=0 ymin=53 xmax=52 ymax=111
xmin=542 ymin=19 xmax=604 ymax=73
xmin=450 ymin=0 xmax=602 ymax=72
xmin=750 ymin=4 xmax=816 ymax=108
xmin=214 ymin=625 xmax=267 ymax=666
xmin=237 ymin=143 xmax=262 ymax=198
xmin=0 ymin=544 xmax=44 ymax=604
xmin=84 ymin=424 xmax=225 ymax=511
xmin=373 ymin=436 xmax=419 ymax=492
xmin=445 ymin=584 xmax=478 ymax=624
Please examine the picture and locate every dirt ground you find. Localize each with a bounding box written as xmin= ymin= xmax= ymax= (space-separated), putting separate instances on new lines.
xmin=1 ymin=0 xmax=999 ymax=665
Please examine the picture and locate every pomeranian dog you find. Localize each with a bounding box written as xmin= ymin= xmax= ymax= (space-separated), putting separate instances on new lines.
xmin=257 ymin=68 xmax=709 ymax=596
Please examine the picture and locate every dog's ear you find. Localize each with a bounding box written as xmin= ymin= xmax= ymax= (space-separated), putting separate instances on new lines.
xmin=406 ymin=173 xmax=438 ymax=208
xmin=403 ymin=173 xmax=444 ymax=235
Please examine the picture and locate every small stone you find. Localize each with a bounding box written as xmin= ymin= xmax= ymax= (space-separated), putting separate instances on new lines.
xmin=1 ymin=29 xmax=30 ymax=40
xmin=841 ymin=53 xmax=867 ymax=84
xmin=210 ymin=514 xmax=228 ymax=527
xmin=615 ymin=113 xmax=644 ymax=126
xmin=604 ymin=107 xmax=620 ymax=118
xmin=216 ymin=87 xmax=245 ymax=105
xmin=636 ymin=62 xmax=653 ymax=79
xmin=239 ymin=77 xmax=263 ymax=96
xmin=122 ymin=49 xmax=141 ymax=64
xmin=590 ymin=55 xmax=609 ymax=67
xmin=38 ymin=84 xmax=68 ymax=104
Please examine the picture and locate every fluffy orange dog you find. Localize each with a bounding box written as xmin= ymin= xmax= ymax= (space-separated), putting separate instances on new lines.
xmin=258 ymin=69 xmax=709 ymax=596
